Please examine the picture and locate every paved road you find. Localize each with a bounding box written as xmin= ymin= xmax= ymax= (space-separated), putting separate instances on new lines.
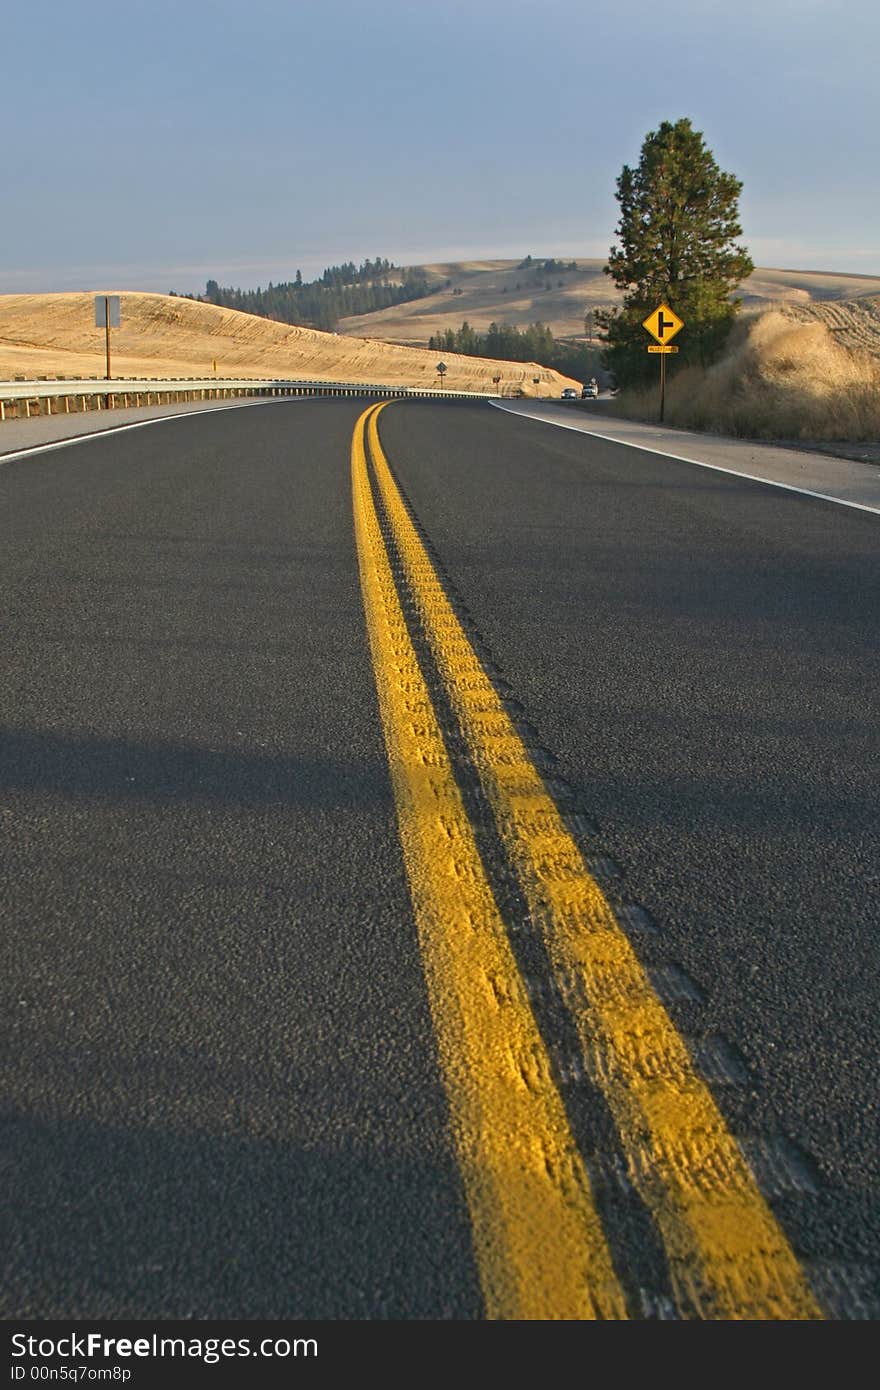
xmin=2 ymin=399 xmax=878 ymax=1318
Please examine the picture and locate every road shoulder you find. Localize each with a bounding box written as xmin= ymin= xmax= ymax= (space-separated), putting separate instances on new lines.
xmin=0 ymin=395 xmax=313 ymax=460
xmin=493 ymin=401 xmax=880 ymax=515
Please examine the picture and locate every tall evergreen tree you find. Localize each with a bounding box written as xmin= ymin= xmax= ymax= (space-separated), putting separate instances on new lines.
xmin=598 ymin=118 xmax=753 ymax=385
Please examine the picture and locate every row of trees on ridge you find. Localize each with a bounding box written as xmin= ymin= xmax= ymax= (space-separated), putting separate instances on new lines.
xmin=176 ymin=260 xmax=433 ymax=333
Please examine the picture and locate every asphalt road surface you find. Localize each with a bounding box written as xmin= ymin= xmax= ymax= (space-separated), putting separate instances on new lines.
xmin=2 ymin=399 xmax=878 ymax=1319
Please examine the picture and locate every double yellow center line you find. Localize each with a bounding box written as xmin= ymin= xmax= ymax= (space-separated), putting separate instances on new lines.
xmin=352 ymin=401 xmax=821 ymax=1320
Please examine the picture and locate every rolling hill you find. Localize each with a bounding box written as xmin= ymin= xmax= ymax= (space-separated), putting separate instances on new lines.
xmin=3 ymin=267 xmax=878 ymax=406
xmin=338 ymin=259 xmax=880 ymax=346
xmin=0 ymin=292 xmax=578 ymax=396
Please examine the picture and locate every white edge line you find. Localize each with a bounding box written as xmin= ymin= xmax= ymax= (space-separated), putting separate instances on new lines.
xmin=0 ymin=395 xmax=316 ymax=466
xmin=489 ymin=400 xmax=880 ymax=517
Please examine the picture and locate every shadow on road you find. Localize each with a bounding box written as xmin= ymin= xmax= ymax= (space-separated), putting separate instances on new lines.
xmin=3 ymin=1107 xmax=478 ymax=1319
xmin=0 ymin=727 xmax=389 ymax=810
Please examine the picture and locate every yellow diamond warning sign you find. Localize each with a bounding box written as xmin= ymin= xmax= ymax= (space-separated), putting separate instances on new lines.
xmin=643 ymin=303 xmax=684 ymax=345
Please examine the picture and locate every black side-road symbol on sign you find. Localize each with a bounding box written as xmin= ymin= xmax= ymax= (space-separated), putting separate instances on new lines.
xmin=642 ymin=303 xmax=684 ymax=345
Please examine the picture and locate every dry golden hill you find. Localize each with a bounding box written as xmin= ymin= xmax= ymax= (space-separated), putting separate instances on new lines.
xmin=341 ymin=259 xmax=612 ymax=344
xmin=339 ymin=259 xmax=880 ymax=345
xmin=0 ymin=291 xmax=577 ymax=396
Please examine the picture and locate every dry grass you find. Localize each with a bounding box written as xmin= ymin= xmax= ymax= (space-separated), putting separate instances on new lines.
xmin=338 ymin=260 xmax=880 ymax=346
xmin=0 ymin=291 xmax=578 ymax=397
xmin=610 ymin=305 xmax=880 ymax=443
xmin=784 ymin=293 xmax=880 ymax=357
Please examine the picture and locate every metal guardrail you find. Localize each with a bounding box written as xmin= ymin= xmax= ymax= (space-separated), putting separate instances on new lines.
xmin=0 ymin=375 xmax=500 ymax=422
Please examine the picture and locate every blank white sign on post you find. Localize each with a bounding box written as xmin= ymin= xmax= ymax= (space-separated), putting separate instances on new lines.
xmin=94 ymin=295 xmax=121 ymax=327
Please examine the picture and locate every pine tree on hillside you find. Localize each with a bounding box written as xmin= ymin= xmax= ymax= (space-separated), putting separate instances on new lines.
xmin=598 ymin=118 xmax=754 ymax=385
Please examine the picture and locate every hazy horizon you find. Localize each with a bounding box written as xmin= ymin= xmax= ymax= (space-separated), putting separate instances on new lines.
xmin=4 ymin=0 xmax=878 ymax=294
xmin=3 ymin=245 xmax=880 ymax=298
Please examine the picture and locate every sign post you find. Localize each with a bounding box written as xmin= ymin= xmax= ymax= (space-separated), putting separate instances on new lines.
xmin=642 ymin=302 xmax=683 ymax=423
xmin=94 ymin=295 xmax=121 ymax=388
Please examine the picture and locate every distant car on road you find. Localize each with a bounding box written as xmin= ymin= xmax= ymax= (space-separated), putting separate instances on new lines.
xmin=581 ymin=382 xmax=599 ymax=399
xmin=561 ymin=387 xmax=578 ymax=399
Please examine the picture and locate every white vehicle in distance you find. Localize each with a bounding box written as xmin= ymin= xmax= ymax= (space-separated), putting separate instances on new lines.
xmin=581 ymin=381 xmax=599 ymax=399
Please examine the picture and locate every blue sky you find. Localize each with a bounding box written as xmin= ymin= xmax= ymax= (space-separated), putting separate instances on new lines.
xmin=3 ymin=0 xmax=878 ymax=291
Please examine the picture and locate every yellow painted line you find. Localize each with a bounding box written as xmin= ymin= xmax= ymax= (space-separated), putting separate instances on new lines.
xmin=367 ymin=402 xmax=822 ymax=1320
xmin=352 ymin=403 xmax=627 ymax=1320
